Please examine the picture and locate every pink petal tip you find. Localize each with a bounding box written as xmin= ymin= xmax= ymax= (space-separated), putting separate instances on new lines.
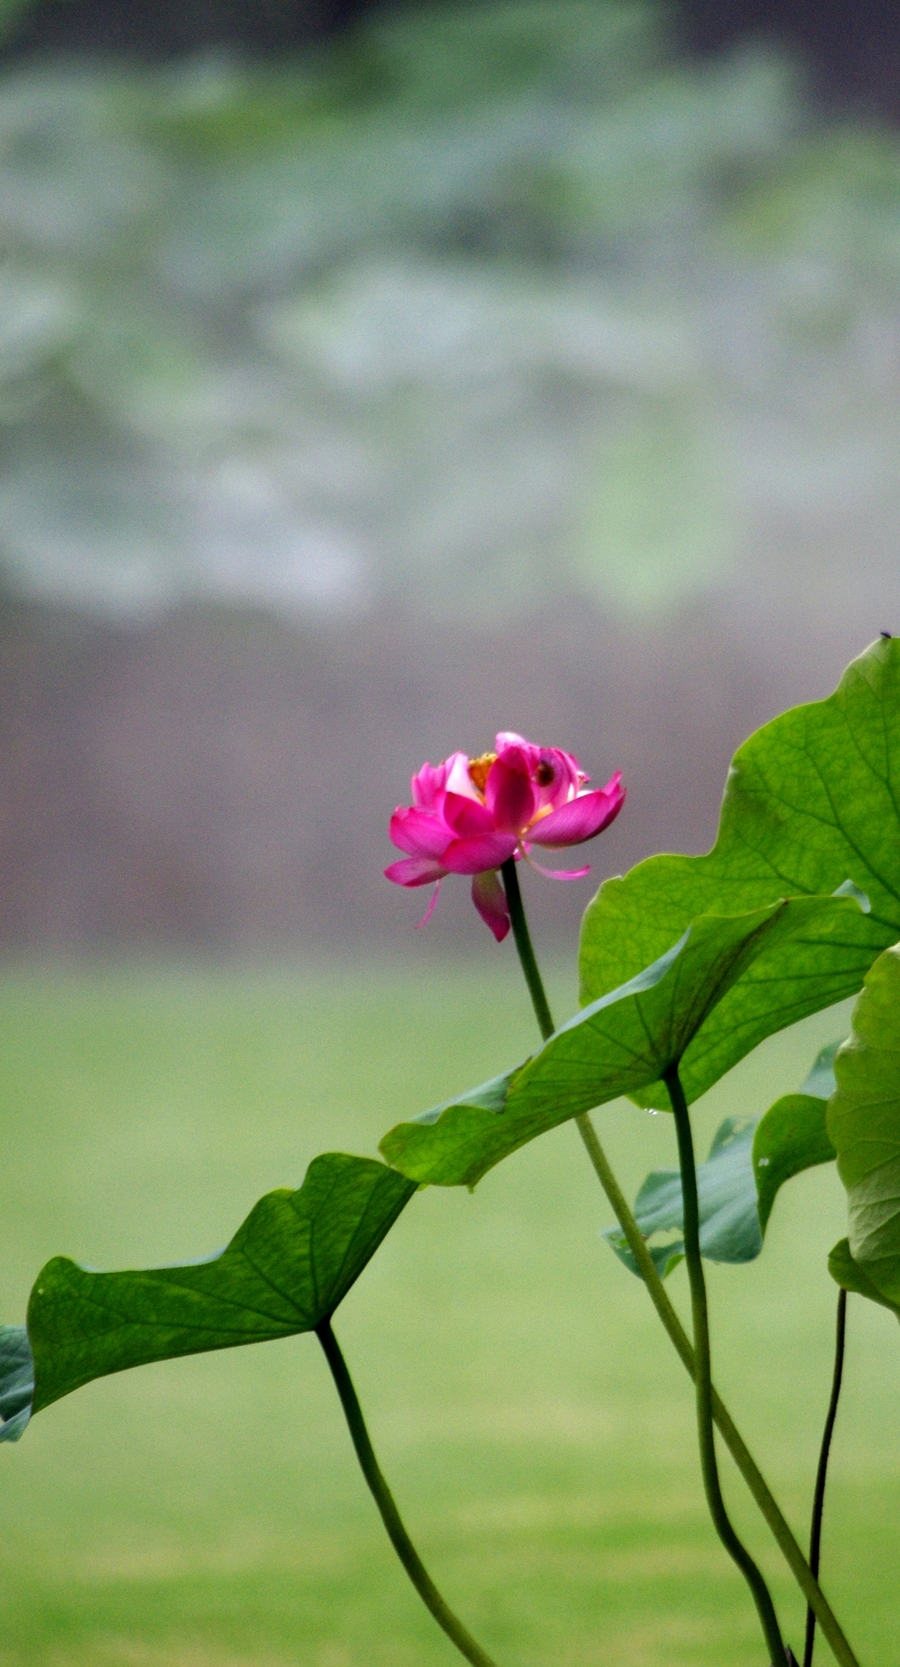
xmin=471 ymin=869 xmax=511 ymax=941
xmin=416 ymin=882 xmax=442 ymax=929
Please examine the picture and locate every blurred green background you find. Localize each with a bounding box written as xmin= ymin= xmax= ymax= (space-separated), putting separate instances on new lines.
xmin=2 ymin=3 xmax=900 ymax=1663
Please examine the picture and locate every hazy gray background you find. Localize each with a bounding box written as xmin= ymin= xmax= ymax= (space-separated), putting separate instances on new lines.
xmin=1 ymin=0 xmax=899 ymax=952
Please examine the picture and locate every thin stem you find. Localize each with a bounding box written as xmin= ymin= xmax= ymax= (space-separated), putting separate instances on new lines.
xmin=665 ymin=1062 xmax=785 ymax=1664
xmin=500 ymin=858 xmax=555 ymax=1041
xmin=804 ymin=1290 xmax=848 ymax=1667
xmin=502 ymin=871 xmax=859 ymax=1667
xmin=316 ymin=1318 xmax=500 ymax=1667
xmin=574 ymin=1110 xmax=857 ymax=1667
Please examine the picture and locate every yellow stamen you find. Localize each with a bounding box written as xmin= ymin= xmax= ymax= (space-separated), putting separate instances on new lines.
xmin=468 ymin=752 xmax=497 ymax=795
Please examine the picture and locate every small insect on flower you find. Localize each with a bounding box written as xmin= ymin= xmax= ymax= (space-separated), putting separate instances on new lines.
xmin=385 ymin=733 xmax=624 ymax=941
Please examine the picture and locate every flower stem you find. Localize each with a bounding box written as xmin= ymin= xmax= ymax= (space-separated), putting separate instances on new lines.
xmin=804 ymin=1290 xmax=848 ymax=1667
xmin=499 ymin=868 xmax=859 ymax=1666
xmin=316 ymin=1318 xmax=500 ymax=1667
xmin=664 ymin=1062 xmax=785 ymax=1664
xmin=500 ymin=859 xmax=554 ymax=1041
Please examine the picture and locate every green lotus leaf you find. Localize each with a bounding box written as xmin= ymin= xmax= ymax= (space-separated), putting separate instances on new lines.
xmin=605 ymin=1114 xmax=761 ymax=1279
xmin=0 ymin=1327 xmax=34 ymax=1442
xmin=3 ymin=1153 xmax=414 ymax=1432
xmin=799 ymin=1039 xmax=841 ymax=1101
xmin=381 ymin=894 xmax=862 ymax=1189
xmin=605 ymin=1046 xmax=839 ymax=1279
xmin=580 ymin=637 xmax=900 ymax=1108
xmin=828 ymin=1238 xmax=900 ymax=1319
xmin=753 ymin=1091 xmax=836 ymax=1235
xmin=828 ymin=943 xmax=900 ymax=1305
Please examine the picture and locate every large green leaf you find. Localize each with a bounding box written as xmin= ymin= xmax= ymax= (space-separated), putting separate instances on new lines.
xmin=380 ymin=894 xmax=862 ymax=1188
xmin=605 ymin=1046 xmax=839 ymax=1279
xmin=828 ymin=943 xmax=900 ymax=1304
xmin=11 ymin=1154 xmax=414 ymax=1425
xmin=580 ymin=637 xmax=900 ymax=1108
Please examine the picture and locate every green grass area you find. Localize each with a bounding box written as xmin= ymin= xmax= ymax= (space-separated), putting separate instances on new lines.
xmin=0 ymin=959 xmax=897 ymax=1667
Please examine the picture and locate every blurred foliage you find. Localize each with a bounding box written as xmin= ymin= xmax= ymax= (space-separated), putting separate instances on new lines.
xmin=0 ymin=0 xmax=899 ymax=622
xmin=0 ymin=0 xmax=35 ymax=40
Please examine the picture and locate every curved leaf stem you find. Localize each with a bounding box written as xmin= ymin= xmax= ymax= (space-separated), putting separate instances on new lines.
xmin=574 ymin=1111 xmax=856 ymax=1667
xmin=664 ymin=1061 xmax=786 ymax=1663
xmin=803 ymin=1290 xmax=848 ymax=1667
xmin=315 ymin=1318 xmax=500 ymax=1667
xmin=501 ymin=866 xmax=859 ymax=1667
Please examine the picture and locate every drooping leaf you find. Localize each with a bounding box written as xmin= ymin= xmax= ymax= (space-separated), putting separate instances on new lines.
xmin=605 ymin=1115 xmax=761 ymax=1278
xmin=606 ymin=1050 xmax=840 ymax=1279
xmin=799 ymin=1040 xmax=841 ymax=1100
xmin=828 ymin=942 xmax=900 ymax=1305
xmin=828 ymin=1238 xmax=900 ymax=1319
xmin=0 ymin=1327 xmax=34 ymax=1442
xmin=15 ymin=1154 xmax=414 ymax=1423
xmin=381 ymin=893 xmax=863 ymax=1188
xmin=753 ymin=1092 xmax=835 ymax=1234
xmin=580 ymin=637 xmax=900 ymax=1108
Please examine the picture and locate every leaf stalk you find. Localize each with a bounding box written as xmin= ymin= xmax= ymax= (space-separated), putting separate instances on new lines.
xmin=316 ymin=1318 xmax=500 ymax=1667
xmin=804 ymin=1289 xmax=848 ymax=1667
xmin=664 ymin=1061 xmax=786 ymax=1663
xmin=575 ymin=1110 xmax=857 ymax=1667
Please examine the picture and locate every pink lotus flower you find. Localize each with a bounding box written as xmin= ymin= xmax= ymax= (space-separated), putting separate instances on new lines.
xmin=385 ymin=733 xmax=624 ymax=941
